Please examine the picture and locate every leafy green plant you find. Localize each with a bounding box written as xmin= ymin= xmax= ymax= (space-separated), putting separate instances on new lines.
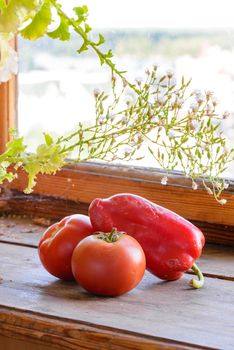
xmin=0 ymin=0 xmax=233 ymax=203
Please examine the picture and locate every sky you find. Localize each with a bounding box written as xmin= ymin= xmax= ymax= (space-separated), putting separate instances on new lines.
xmin=65 ymin=0 xmax=234 ymax=29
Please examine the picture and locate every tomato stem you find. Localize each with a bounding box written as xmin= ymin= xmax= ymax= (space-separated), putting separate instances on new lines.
xmin=190 ymin=262 xmax=204 ymax=289
xmin=96 ymin=228 xmax=125 ymax=243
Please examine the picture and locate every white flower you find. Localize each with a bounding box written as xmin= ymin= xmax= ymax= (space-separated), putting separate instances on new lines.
xmin=193 ymin=89 xmax=202 ymax=97
xmin=108 ymin=113 xmax=116 ymax=120
xmin=191 ymin=120 xmax=200 ymax=132
xmin=0 ymin=34 xmax=18 ymax=83
xmin=224 ymin=182 xmax=229 ymax=189
xmin=161 ymin=176 xmax=168 ymax=185
xmin=177 ymin=98 xmax=184 ymax=108
xmin=98 ymin=115 xmax=105 ymax=123
xmin=218 ymin=199 xmax=227 ymax=205
xmin=206 ymin=103 xmax=213 ymax=115
xmin=166 ymin=69 xmax=174 ymax=79
xmin=124 ymin=146 xmax=132 ymax=156
xmin=121 ymin=116 xmax=128 ymax=124
xmin=192 ymin=181 xmax=198 ymax=190
xmin=168 ymin=130 xmax=175 ymax=139
xmin=151 ymin=116 xmax=157 ymax=123
xmin=195 ymin=94 xmax=205 ymax=105
xmin=190 ymin=102 xmax=199 ymax=112
xmin=155 ymin=94 xmax=165 ymax=105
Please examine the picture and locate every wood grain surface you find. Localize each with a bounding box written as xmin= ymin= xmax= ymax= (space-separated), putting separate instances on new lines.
xmin=0 ymin=242 xmax=234 ymax=350
xmin=7 ymin=163 xmax=234 ymax=227
xmin=1 ymin=191 xmax=234 ymax=246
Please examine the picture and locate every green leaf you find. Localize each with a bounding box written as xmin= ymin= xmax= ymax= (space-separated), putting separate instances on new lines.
xmin=77 ymin=41 xmax=88 ymax=54
xmin=85 ymin=23 xmax=92 ymax=33
xmin=0 ymin=0 xmax=6 ymax=10
xmin=0 ymin=0 xmax=41 ymax=32
xmin=73 ymin=5 xmax=88 ymax=23
xmin=96 ymin=33 xmax=105 ymax=46
xmin=47 ymin=15 xmax=70 ymax=41
xmin=44 ymin=133 xmax=53 ymax=146
xmin=23 ymin=142 xmax=68 ymax=194
xmin=20 ymin=0 xmax=52 ymax=40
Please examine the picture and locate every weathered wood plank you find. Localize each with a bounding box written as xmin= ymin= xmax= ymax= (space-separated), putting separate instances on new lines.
xmin=0 ymin=216 xmax=233 ymax=280
xmin=0 ymin=216 xmax=44 ymax=248
xmin=0 ymin=243 xmax=233 ymax=350
xmin=0 ymin=308 xmax=198 ymax=350
xmin=7 ymin=164 xmax=234 ymax=228
xmin=1 ymin=191 xmax=234 ymax=246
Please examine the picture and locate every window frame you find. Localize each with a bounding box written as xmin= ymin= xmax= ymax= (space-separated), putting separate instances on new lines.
xmin=0 ymin=71 xmax=234 ymax=238
xmin=0 ymin=77 xmax=17 ymax=153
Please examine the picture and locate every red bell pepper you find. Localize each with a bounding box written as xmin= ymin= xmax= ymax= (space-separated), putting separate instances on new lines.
xmin=89 ymin=193 xmax=205 ymax=288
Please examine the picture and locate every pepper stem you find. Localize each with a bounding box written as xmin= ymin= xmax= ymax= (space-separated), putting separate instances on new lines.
xmin=190 ymin=262 xmax=204 ymax=289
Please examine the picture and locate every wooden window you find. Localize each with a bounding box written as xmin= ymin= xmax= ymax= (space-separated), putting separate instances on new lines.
xmin=0 ymin=77 xmax=17 ymax=152
xmin=0 ymin=51 xmax=234 ymax=246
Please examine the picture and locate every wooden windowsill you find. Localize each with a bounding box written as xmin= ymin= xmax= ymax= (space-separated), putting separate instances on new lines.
xmin=0 ymin=215 xmax=233 ymax=350
xmin=7 ymin=162 xmax=234 ymax=229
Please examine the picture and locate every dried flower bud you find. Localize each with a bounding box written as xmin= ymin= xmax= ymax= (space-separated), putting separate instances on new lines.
xmin=205 ymin=90 xmax=214 ymax=99
xmin=93 ymin=88 xmax=101 ymax=98
xmin=166 ymin=69 xmax=174 ymax=79
xmin=223 ymin=146 xmax=229 ymax=156
xmin=123 ymin=79 xmax=128 ymax=87
xmin=206 ymin=187 xmax=213 ymax=195
xmin=212 ymin=96 xmax=219 ymax=107
xmin=135 ymin=77 xmax=143 ymax=86
xmin=161 ymin=176 xmax=168 ymax=185
xmin=145 ymin=68 xmax=150 ymax=75
xmin=223 ymin=111 xmax=230 ymax=119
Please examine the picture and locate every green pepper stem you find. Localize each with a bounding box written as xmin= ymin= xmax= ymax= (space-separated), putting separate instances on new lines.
xmin=190 ymin=262 xmax=205 ymax=289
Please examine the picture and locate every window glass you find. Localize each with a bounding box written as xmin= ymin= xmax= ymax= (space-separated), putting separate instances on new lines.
xmin=18 ymin=0 xmax=234 ymax=176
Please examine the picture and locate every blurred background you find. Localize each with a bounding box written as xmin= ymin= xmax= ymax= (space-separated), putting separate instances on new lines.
xmin=18 ymin=0 xmax=234 ymax=177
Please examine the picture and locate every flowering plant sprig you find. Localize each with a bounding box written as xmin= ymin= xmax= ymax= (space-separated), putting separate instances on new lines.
xmin=0 ymin=0 xmax=233 ymax=203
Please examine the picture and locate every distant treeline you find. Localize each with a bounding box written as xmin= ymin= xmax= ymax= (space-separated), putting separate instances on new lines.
xmin=19 ymin=29 xmax=234 ymax=71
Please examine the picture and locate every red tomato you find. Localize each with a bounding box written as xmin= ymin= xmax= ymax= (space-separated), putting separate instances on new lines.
xmin=71 ymin=229 xmax=146 ymax=296
xmin=38 ymin=214 xmax=94 ymax=280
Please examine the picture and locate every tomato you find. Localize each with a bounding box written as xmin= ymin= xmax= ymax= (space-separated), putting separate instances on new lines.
xmin=71 ymin=229 xmax=146 ymax=296
xmin=38 ymin=214 xmax=94 ymax=280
